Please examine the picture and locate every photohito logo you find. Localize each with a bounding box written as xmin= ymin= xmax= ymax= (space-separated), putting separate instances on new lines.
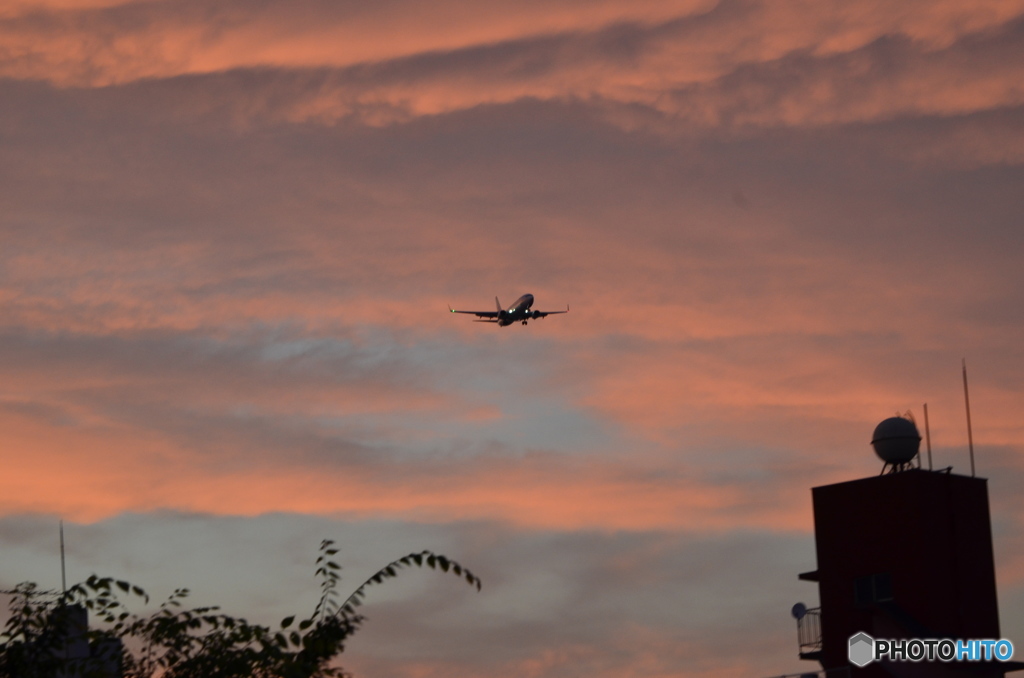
xmin=849 ymin=632 xmax=1015 ymax=667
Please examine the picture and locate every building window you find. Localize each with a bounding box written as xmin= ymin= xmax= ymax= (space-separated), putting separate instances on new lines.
xmin=855 ymin=572 xmax=893 ymax=605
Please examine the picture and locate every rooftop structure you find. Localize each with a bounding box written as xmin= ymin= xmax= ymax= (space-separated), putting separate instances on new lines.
xmin=794 ymin=417 xmax=1022 ymax=677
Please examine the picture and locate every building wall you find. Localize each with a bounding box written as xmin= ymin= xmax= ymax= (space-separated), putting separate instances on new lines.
xmin=808 ymin=470 xmax=1002 ymax=677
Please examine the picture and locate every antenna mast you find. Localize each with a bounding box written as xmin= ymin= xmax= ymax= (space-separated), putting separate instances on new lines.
xmin=962 ymin=359 xmax=975 ymax=477
xmin=923 ymin=403 xmax=933 ymax=470
xmin=60 ymin=520 xmax=67 ymax=594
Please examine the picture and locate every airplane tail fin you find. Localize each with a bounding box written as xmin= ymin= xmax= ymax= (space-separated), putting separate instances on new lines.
xmin=495 ymin=296 xmax=502 ymax=314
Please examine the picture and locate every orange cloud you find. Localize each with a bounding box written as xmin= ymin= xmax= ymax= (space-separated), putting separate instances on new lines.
xmin=0 ymin=0 xmax=716 ymax=85
xmin=1 ymin=0 xmax=1022 ymax=552
xmin=0 ymin=391 xmax=822 ymax=532
xmin=2 ymin=0 xmax=1023 ymax=133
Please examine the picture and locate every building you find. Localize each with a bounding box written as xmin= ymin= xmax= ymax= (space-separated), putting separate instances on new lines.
xmin=794 ymin=417 xmax=1023 ymax=677
xmin=47 ymin=603 xmax=123 ymax=678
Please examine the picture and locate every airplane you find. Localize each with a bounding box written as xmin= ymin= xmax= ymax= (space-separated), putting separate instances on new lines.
xmin=449 ymin=293 xmax=568 ymax=326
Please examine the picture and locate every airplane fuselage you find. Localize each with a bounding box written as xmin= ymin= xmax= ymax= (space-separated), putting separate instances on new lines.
xmin=497 ymin=294 xmax=536 ymax=326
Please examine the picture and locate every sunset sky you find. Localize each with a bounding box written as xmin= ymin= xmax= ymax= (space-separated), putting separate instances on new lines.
xmin=2 ymin=0 xmax=1024 ymax=676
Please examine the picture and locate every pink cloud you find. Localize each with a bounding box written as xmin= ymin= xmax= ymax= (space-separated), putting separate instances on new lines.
xmin=0 ymin=393 xmax=816 ymax=531
xmin=2 ymin=0 xmax=1023 ymax=132
xmin=1 ymin=4 xmax=1023 ymax=677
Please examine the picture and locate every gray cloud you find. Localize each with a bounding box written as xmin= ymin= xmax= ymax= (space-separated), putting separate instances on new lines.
xmin=1 ymin=2 xmax=1023 ymax=675
xmin=0 ymin=512 xmax=820 ymax=677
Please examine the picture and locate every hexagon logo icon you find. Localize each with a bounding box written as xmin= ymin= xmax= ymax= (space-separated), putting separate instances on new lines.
xmin=849 ymin=632 xmax=875 ymax=667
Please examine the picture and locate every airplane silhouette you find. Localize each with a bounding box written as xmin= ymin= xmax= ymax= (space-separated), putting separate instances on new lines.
xmin=449 ymin=293 xmax=568 ymax=326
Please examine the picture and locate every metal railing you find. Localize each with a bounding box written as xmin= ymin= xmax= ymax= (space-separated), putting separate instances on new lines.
xmin=797 ymin=606 xmax=822 ymax=656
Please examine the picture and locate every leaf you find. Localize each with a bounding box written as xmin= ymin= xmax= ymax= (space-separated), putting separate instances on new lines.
xmin=336 ymin=548 xmax=482 ymax=616
xmin=281 ymin=615 xmax=295 ymax=629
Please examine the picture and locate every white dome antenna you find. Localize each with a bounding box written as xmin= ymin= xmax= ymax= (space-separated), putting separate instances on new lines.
xmin=871 ymin=416 xmax=921 ymax=474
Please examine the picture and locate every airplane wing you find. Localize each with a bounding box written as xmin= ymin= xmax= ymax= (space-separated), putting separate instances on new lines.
xmin=449 ymin=306 xmax=500 ymax=318
xmin=449 ymin=295 xmax=503 ymax=319
xmin=532 ymin=304 xmax=569 ymax=318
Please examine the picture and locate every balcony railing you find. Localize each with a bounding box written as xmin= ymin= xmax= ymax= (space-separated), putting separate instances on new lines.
xmin=797 ymin=606 xmax=822 ymax=660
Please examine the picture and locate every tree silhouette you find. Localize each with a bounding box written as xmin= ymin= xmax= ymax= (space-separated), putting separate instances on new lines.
xmin=0 ymin=540 xmax=481 ymax=678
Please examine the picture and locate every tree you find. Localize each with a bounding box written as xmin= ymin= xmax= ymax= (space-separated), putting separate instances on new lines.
xmin=0 ymin=540 xmax=481 ymax=678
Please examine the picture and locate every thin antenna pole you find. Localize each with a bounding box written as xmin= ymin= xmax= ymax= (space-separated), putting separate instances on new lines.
xmin=923 ymin=403 xmax=933 ymax=470
xmin=962 ymin=359 xmax=975 ymax=477
xmin=60 ymin=520 xmax=67 ymax=594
